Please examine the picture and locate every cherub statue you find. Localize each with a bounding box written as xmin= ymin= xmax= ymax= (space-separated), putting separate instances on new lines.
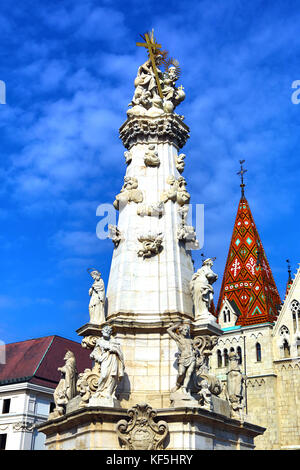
xmin=175 ymin=153 xmax=186 ymax=173
xmin=137 ymin=232 xmax=163 ymax=259
xmin=90 ymin=325 xmax=125 ymax=401
xmin=190 ymin=258 xmax=218 ymax=323
xmin=88 ymin=269 xmax=106 ymax=325
xmin=49 ymin=351 xmax=77 ymax=418
xmin=144 ymin=145 xmax=160 ymax=167
xmin=162 ymin=66 xmax=185 ymax=113
xmin=113 ymin=176 xmax=143 ymax=210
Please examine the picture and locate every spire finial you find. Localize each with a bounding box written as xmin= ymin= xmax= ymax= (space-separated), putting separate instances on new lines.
xmin=237 ymin=160 xmax=247 ymax=197
xmin=286 ymin=259 xmax=292 ymax=282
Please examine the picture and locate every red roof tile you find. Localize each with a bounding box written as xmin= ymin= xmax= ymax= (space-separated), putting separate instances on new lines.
xmin=0 ymin=336 xmax=92 ymax=389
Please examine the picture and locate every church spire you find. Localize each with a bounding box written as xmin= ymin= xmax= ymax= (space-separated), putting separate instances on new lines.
xmin=217 ymin=166 xmax=282 ymax=326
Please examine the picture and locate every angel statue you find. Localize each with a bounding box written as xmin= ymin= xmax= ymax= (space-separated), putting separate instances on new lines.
xmin=49 ymin=351 xmax=78 ymax=418
xmin=88 ymin=269 xmax=106 ymax=325
xmin=90 ymin=324 xmax=125 ymax=401
xmin=190 ymin=258 xmax=218 ymax=324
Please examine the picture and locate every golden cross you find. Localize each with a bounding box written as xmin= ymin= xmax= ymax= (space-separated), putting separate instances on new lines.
xmin=136 ymin=30 xmax=164 ymax=99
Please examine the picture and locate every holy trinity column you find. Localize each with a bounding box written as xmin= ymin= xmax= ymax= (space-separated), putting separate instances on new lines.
xmin=39 ymin=33 xmax=265 ymax=450
xmin=105 ymin=33 xmax=197 ymax=324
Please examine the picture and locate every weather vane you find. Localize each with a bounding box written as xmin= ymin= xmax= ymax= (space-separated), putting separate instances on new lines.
xmin=237 ymin=160 xmax=247 ymax=197
xmin=136 ymin=29 xmax=181 ymax=100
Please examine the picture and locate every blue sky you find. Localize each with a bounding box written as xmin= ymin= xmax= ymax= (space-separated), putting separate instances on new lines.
xmin=0 ymin=0 xmax=300 ymax=343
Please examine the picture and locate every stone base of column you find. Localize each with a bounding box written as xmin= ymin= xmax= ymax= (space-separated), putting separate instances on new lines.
xmin=38 ymin=405 xmax=264 ymax=450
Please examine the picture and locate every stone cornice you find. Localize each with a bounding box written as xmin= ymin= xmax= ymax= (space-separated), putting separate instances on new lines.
xmin=119 ymin=113 xmax=190 ymax=150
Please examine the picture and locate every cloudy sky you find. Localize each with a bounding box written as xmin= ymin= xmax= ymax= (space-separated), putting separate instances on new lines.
xmin=0 ymin=0 xmax=300 ymax=343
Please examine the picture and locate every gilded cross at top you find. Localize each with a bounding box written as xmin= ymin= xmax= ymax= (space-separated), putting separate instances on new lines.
xmin=136 ymin=29 xmax=164 ymax=99
xmin=237 ymin=160 xmax=247 ymax=197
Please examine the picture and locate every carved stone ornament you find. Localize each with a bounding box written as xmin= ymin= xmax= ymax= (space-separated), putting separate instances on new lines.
xmin=108 ymin=224 xmax=122 ymax=248
xmin=161 ymin=175 xmax=190 ymax=206
xmin=137 ymin=232 xmax=163 ymax=258
xmin=124 ymin=150 xmax=132 ymax=165
xmin=175 ymin=153 xmax=185 ymax=173
xmin=137 ymin=201 xmax=164 ymax=218
xmin=177 ymin=224 xmax=199 ymax=249
xmin=81 ymin=335 xmax=98 ymax=350
xmin=193 ymin=335 xmax=222 ymax=397
xmin=116 ymin=403 xmax=169 ymax=450
xmin=144 ymin=144 xmax=160 ymax=167
xmin=76 ymin=363 xmax=101 ymax=407
xmin=13 ymin=421 xmax=35 ymax=432
xmin=119 ymin=114 xmax=190 ymax=150
xmin=113 ymin=176 xmax=143 ymax=211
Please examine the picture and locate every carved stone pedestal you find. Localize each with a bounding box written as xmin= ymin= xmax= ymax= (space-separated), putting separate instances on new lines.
xmin=38 ymin=405 xmax=264 ymax=450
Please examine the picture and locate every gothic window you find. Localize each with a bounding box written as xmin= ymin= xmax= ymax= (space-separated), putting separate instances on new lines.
xmin=291 ymin=300 xmax=300 ymax=333
xmin=283 ymin=339 xmax=290 ymax=358
xmin=256 ymin=343 xmax=262 ymax=362
xmin=224 ymin=348 xmax=229 ymax=366
xmin=280 ymin=325 xmax=289 ymax=336
xmin=237 ymin=346 xmax=242 ymax=364
xmin=223 ymin=306 xmax=231 ymax=323
xmin=217 ymin=349 xmax=222 ymax=368
xmin=279 ymin=326 xmax=290 ymax=358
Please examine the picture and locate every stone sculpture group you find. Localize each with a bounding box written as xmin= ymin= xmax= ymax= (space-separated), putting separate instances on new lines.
xmin=47 ymin=41 xmax=247 ymax=450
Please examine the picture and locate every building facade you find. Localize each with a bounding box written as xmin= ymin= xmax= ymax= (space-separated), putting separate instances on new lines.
xmin=0 ymin=336 xmax=91 ymax=450
xmin=211 ymin=189 xmax=300 ymax=450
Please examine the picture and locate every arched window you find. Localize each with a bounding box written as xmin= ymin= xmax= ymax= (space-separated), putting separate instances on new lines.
xmin=283 ymin=339 xmax=290 ymax=358
xmin=256 ymin=343 xmax=262 ymax=362
xmin=217 ymin=349 xmax=222 ymax=368
xmin=223 ymin=306 xmax=231 ymax=323
xmin=224 ymin=349 xmax=229 ymax=366
xmin=291 ymin=300 xmax=300 ymax=333
xmin=237 ymin=346 xmax=242 ymax=364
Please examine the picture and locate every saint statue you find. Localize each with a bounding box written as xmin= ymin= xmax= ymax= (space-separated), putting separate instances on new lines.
xmin=50 ymin=351 xmax=77 ymax=418
xmin=226 ymin=351 xmax=246 ymax=420
xmin=190 ymin=258 xmax=218 ymax=323
xmin=167 ymin=322 xmax=196 ymax=396
xmin=88 ymin=269 xmax=105 ymax=325
xmin=90 ymin=324 xmax=125 ymax=401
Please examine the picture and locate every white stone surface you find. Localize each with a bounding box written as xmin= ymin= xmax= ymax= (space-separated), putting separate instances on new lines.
xmin=106 ymin=142 xmax=195 ymax=321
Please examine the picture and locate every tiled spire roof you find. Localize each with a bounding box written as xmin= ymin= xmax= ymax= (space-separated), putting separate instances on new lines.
xmin=217 ymin=195 xmax=282 ymax=326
